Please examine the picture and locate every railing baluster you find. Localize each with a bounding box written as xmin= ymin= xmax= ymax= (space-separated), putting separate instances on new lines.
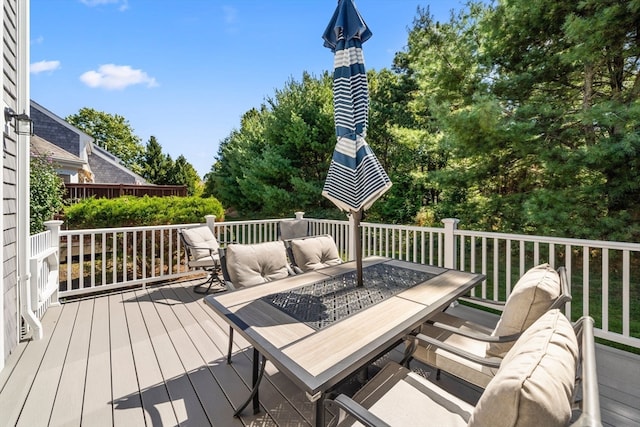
xmin=602 ymin=248 xmax=609 ymax=333
xmin=623 ymin=250 xmax=630 ymax=337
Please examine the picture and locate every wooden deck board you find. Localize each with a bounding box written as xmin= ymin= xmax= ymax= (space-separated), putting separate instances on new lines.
xmin=81 ymin=293 xmax=114 ymax=427
xmin=48 ymin=299 xmax=94 ymax=427
xmin=109 ymin=292 xmax=147 ymax=426
xmin=15 ymin=301 xmax=79 ymax=427
xmin=1 ymin=278 xmax=638 ymax=427
xmin=0 ymin=304 xmax=63 ymax=427
xmin=123 ymin=288 xmax=179 ymax=427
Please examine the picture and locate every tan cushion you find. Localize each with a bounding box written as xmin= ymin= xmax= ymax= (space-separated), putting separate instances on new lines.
xmin=290 ymin=235 xmax=342 ymax=272
xmin=468 ymin=309 xmax=577 ymax=427
xmin=344 ymin=362 xmax=472 ymax=427
xmin=414 ymin=312 xmax=498 ymax=388
xmin=225 ymin=241 xmax=291 ymax=287
xmin=487 ymin=263 xmax=560 ymax=357
xmin=181 ymin=226 xmax=219 ymax=261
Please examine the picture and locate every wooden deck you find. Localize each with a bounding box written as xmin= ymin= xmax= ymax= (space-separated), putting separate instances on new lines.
xmin=1 ymin=276 xmax=638 ymax=427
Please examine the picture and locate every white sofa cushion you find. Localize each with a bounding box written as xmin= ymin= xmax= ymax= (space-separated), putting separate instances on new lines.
xmin=469 ymin=309 xmax=578 ymax=427
xmin=225 ymin=241 xmax=291 ymax=287
xmin=290 ymin=235 xmax=342 ymax=272
xmin=487 ymin=263 xmax=560 ymax=357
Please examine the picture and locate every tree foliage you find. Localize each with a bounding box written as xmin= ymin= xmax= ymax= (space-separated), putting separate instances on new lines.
xmin=140 ymin=136 xmax=202 ymax=196
xmin=30 ymin=155 xmax=65 ymax=234
xmin=204 ymin=0 xmax=640 ymax=241
xmin=66 ymin=107 xmax=145 ymax=174
xmin=205 ymin=72 xmax=338 ymax=218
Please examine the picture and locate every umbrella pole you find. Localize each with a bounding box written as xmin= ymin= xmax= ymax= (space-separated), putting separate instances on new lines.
xmin=353 ymin=210 xmax=363 ymax=287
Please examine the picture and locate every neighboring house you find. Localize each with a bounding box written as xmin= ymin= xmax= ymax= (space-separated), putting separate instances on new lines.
xmin=87 ymin=143 xmax=146 ymax=184
xmin=30 ymin=99 xmax=147 ymax=185
xmin=30 ymin=134 xmax=92 ymax=183
xmin=2 ymin=0 xmax=30 ymax=371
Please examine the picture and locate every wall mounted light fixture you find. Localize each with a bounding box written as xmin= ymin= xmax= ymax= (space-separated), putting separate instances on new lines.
xmin=5 ymin=107 xmax=33 ymax=136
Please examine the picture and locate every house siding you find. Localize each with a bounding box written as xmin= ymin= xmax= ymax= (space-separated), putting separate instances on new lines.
xmin=2 ymin=0 xmax=19 ymax=363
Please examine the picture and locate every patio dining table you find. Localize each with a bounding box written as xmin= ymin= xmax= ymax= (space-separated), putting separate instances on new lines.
xmin=203 ymin=256 xmax=485 ymax=426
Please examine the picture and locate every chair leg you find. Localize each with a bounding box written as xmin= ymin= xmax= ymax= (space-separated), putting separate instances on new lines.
xmin=436 ymin=368 xmax=441 ymax=380
xmin=227 ymin=327 xmax=234 ymax=364
xmin=193 ymin=267 xmax=223 ymax=294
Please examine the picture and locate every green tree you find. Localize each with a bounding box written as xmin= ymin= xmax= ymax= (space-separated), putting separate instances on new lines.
xmin=206 ymin=73 xmax=336 ymax=218
xmin=66 ymin=107 xmax=145 ymax=174
xmin=142 ymin=136 xmax=172 ymax=184
xmin=478 ymin=0 xmax=640 ymax=239
xmin=170 ymin=155 xmax=201 ymax=196
xmin=30 ymin=155 xmax=65 ymax=234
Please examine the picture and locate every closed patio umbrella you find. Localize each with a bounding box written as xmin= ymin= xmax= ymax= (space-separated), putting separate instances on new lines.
xmin=322 ymin=0 xmax=392 ymax=286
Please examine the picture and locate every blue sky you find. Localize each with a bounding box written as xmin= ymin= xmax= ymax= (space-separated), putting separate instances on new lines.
xmin=30 ymin=0 xmax=469 ymax=177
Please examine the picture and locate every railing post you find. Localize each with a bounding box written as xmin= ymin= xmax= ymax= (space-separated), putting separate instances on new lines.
xmin=44 ymin=220 xmax=64 ymax=306
xmin=348 ymin=213 xmax=356 ymax=261
xmin=442 ymin=218 xmax=459 ymax=269
xmin=205 ymin=215 xmax=216 ymax=230
xmin=295 ymin=211 xmax=305 ymax=220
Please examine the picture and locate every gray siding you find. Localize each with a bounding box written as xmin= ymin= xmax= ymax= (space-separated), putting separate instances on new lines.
xmin=3 ymin=0 xmax=19 ymax=361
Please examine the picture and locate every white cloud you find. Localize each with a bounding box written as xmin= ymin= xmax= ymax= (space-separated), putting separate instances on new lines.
xmin=30 ymin=60 xmax=61 ymax=74
xmin=80 ymin=64 xmax=158 ymax=90
xmin=80 ymin=0 xmax=129 ymax=11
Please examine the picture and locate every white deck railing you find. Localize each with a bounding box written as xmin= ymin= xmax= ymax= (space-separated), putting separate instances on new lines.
xmin=25 ymin=222 xmax=62 ymax=339
xmin=41 ymin=215 xmax=639 ymax=350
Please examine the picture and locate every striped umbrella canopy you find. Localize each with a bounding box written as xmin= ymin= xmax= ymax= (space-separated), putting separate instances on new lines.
xmin=322 ymin=0 xmax=391 ymax=285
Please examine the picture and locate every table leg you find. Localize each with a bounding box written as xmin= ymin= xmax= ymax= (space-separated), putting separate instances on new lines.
xmin=233 ymin=348 xmax=266 ymax=417
xmin=315 ymin=392 xmax=326 ymax=427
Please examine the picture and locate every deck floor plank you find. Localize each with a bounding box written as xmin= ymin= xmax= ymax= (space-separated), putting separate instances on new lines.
xmin=123 ymin=287 xmax=179 ymax=426
xmin=133 ymin=286 xmax=213 ymax=426
xmin=109 ymin=292 xmax=147 ymax=427
xmin=167 ymin=280 xmax=289 ymax=426
xmin=0 ymin=303 xmax=63 ymax=427
xmin=48 ymin=299 xmax=95 ymax=427
xmin=2 ymin=278 xmax=638 ymax=427
xmin=81 ymin=292 xmax=114 ymax=427
xmin=15 ymin=301 xmax=79 ymax=427
xmin=155 ymin=284 xmax=247 ymax=426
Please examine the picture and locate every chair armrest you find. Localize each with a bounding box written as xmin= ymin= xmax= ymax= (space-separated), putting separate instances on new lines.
xmin=459 ymin=295 xmax=507 ymax=311
xmin=425 ymin=320 xmax=521 ymax=343
xmin=406 ymin=333 xmax=503 ymax=368
xmin=325 ymin=394 xmax=390 ymax=427
xmin=569 ymin=316 xmax=602 ymax=427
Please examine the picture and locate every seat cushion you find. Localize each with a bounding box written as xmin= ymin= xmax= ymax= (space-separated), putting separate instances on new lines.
xmin=181 ymin=226 xmax=220 ymax=261
xmin=341 ymin=362 xmax=472 ymax=427
xmin=487 ymin=263 xmax=560 ymax=357
xmin=225 ymin=241 xmax=291 ymax=287
xmin=289 ymin=235 xmax=342 ymax=272
xmin=468 ymin=309 xmax=578 ymax=427
xmin=414 ymin=312 xmax=499 ymax=388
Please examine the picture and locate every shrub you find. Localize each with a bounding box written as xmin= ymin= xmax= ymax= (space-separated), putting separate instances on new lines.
xmin=30 ymin=155 xmax=65 ymax=234
xmin=63 ymin=196 xmax=224 ymax=229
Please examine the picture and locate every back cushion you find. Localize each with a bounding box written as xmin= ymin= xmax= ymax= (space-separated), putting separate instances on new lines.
xmin=181 ymin=226 xmax=220 ymax=260
xmin=468 ymin=309 xmax=578 ymax=427
xmin=290 ymin=235 xmax=342 ymax=272
xmin=487 ymin=263 xmax=560 ymax=357
xmin=226 ymin=241 xmax=291 ymax=287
